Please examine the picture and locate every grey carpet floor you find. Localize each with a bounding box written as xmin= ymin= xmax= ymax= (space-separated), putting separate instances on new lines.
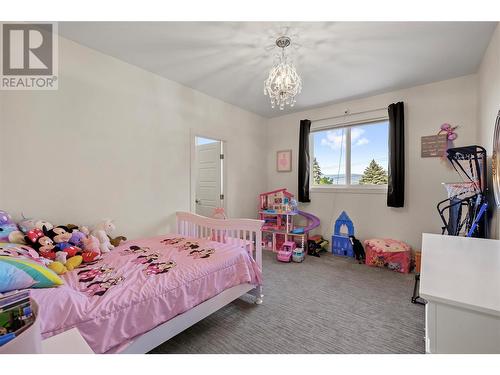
xmin=150 ymin=251 xmax=425 ymax=354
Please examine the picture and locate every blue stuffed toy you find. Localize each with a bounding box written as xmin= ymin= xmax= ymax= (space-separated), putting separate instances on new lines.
xmin=0 ymin=210 xmax=23 ymax=243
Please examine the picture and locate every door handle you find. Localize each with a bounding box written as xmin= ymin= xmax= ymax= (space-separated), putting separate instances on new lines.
xmin=195 ymin=199 xmax=201 ymax=204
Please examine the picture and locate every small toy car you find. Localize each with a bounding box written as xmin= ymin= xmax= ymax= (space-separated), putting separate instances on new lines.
xmin=292 ymin=248 xmax=305 ymax=263
xmin=277 ymin=241 xmax=296 ymax=262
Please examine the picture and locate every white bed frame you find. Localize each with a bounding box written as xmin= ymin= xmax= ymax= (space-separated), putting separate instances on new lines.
xmin=121 ymin=211 xmax=264 ymax=354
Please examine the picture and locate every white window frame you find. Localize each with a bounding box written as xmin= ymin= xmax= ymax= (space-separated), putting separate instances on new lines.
xmin=309 ymin=111 xmax=389 ymax=194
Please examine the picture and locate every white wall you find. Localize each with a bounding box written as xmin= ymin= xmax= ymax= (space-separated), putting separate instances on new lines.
xmin=478 ymin=23 xmax=500 ymax=238
xmin=266 ymin=75 xmax=478 ymax=250
xmin=0 ymin=30 xmax=495 ymax=249
xmin=0 ymin=36 xmax=267 ymax=239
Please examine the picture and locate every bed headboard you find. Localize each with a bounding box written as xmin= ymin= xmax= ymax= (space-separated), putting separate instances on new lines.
xmin=176 ymin=211 xmax=264 ymax=269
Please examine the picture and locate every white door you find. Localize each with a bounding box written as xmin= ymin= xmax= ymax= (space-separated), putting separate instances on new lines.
xmin=195 ymin=137 xmax=223 ymax=217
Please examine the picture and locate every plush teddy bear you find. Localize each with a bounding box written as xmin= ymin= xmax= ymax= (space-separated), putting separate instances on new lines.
xmin=66 ymin=224 xmax=79 ymax=231
xmin=108 ymin=235 xmax=127 ymax=247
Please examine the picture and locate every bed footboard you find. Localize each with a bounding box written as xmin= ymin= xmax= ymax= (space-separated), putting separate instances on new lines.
xmin=176 ymin=211 xmax=264 ymax=303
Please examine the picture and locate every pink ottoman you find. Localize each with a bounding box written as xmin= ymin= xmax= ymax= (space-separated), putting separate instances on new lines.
xmin=364 ymin=238 xmax=411 ymax=273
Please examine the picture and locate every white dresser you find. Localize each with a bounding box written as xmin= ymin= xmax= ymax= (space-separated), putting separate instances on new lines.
xmin=421 ymin=234 xmax=500 ymax=354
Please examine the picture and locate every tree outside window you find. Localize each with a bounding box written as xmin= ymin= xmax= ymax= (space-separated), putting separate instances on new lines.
xmin=311 ymin=120 xmax=389 ymax=187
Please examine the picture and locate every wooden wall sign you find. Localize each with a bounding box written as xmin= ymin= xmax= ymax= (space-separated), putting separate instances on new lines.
xmin=421 ymin=134 xmax=448 ymax=158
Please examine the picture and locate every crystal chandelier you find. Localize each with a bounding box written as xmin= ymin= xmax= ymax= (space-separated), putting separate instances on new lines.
xmin=264 ymin=36 xmax=302 ymax=110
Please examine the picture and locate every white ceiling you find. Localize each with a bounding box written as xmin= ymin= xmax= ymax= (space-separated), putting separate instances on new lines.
xmin=58 ymin=22 xmax=497 ymax=118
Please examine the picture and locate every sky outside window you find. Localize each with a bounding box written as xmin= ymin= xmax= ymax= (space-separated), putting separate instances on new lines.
xmin=313 ymin=127 xmax=346 ymax=184
xmin=350 ymin=122 xmax=389 ymax=184
xmin=312 ymin=120 xmax=389 ymax=185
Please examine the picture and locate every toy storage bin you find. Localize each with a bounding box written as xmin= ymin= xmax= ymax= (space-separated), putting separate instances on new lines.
xmin=364 ymin=238 xmax=411 ymax=273
xmin=0 ymin=300 xmax=41 ymax=354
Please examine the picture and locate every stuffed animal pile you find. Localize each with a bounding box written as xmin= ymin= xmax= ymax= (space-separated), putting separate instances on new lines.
xmin=0 ymin=210 xmax=127 ymax=275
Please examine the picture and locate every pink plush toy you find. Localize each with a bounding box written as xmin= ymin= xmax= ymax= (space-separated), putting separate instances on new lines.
xmin=55 ymin=251 xmax=68 ymax=264
xmin=79 ymin=226 xmax=90 ymax=236
xmin=82 ymin=235 xmax=101 ymax=262
xmin=439 ymin=123 xmax=458 ymax=141
xmin=82 ymin=235 xmax=101 ymax=254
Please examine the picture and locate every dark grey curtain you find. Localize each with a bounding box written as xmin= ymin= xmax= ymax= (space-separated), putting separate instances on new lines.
xmin=298 ymin=119 xmax=311 ymax=202
xmin=387 ymin=102 xmax=405 ymax=207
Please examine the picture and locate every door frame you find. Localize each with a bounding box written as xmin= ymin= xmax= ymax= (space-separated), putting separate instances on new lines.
xmin=190 ymin=129 xmax=228 ymax=217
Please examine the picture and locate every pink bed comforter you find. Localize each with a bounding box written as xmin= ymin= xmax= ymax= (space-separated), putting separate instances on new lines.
xmin=31 ymin=234 xmax=261 ymax=353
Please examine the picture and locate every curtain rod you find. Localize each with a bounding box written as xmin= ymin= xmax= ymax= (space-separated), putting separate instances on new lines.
xmin=311 ymin=106 xmax=388 ymax=123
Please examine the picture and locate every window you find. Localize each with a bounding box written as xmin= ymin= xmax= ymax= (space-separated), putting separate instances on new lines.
xmin=311 ymin=120 xmax=389 ymax=188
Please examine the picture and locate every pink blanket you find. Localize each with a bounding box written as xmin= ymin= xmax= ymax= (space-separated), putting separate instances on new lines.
xmin=31 ymin=235 xmax=261 ymax=353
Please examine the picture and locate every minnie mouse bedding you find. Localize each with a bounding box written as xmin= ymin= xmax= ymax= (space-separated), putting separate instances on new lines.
xmin=30 ymin=235 xmax=262 ymax=353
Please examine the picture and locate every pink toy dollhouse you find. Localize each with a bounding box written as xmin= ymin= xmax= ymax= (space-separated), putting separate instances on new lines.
xmin=259 ymin=188 xmax=308 ymax=258
xmin=259 ymin=188 xmax=295 ymax=214
xmin=259 ymin=188 xmax=297 ymax=235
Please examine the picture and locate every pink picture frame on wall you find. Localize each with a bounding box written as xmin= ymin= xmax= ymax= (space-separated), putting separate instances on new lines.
xmin=276 ymin=150 xmax=292 ymax=172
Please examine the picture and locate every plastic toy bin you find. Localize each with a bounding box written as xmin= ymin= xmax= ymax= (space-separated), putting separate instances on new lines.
xmin=0 ymin=299 xmax=41 ymax=354
xmin=364 ymin=238 xmax=411 ymax=274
